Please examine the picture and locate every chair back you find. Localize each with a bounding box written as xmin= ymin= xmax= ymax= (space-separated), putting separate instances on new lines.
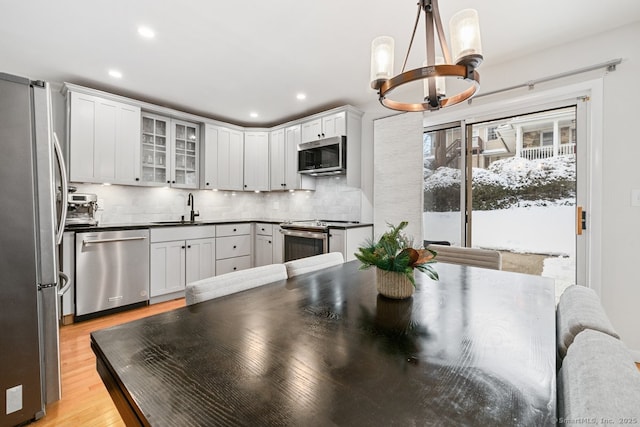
xmin=427 ymin=244 xmax=502 ymax=270
xmin=185 ymin=264 xmax=287 ymax=306
xmin=284 ymin=252 xmax=344 ymax=278
xmin=556 ymin=284 xmax=619 ymax=358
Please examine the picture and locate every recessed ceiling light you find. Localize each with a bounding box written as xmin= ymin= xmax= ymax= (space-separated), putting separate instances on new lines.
xmin=108 ymin=69 xmax=123 ymax=79
xmin=296 ymin=93 xmax=307 ymax=100
xmin=138 ymin=26 xmax=155 ymax=39
xmin=249 ymin=112 xmax=259 ymax=118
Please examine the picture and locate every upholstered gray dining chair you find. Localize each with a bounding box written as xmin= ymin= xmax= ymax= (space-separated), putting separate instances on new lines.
xmin=557 ymin=329 xmax=640 ymax=421
xmin=556 ymin=284 xmax=619 ymax=358
xmin=185 ymin=263 xmax=287 ymax=306
xmin=284 ymin=252 xmax=344 ymax=278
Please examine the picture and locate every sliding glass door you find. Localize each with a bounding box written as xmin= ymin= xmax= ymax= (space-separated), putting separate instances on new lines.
xmin=424 ymin=105 xmax=581 ymax=289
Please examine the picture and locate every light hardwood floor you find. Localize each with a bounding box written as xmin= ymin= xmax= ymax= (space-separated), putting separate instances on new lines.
xmin=33 ymin=298 xmax=185 ymax=427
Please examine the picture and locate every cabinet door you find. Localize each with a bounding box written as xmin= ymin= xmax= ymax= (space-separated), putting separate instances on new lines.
xmin=328 ymin=229 xmax=345 ymax=259
xmin=69 ymin=92 xmax=143 ymax=185
xmin=217 ymin=128 xmax=244 ymax=191
xmin=322 ymin=111 xmax=346 ymax=138
xmin=272 ymin=227 xmax=284 ymax=264
xmin=284 ymin=125 xmax=315 ymax=191
xmin=172 ymin=119 xmax=199 ymax=189
xmin=141 ymin=113 xmax=170 ymax=186
xmin=186 ymin=237 xmax=216 ymax=284
xmin=150 ymin=241 xmax=185 ymax=297
xmin=301 ymin=118 xmax=322 ymax=143
xmin=69 ymin=92 xmax=97 ymax=182
xmin=114 ymin=103 xmax=142 ymax=185
xmin=269 ymin=129 xmax=285 ymax=190
xmin=202 ymin=125 xmax=219 ymax=189
xmin=255 ymin=234 xmax=273 ymax=267
xmin=243 ymin=131 xmax=269 ymax=191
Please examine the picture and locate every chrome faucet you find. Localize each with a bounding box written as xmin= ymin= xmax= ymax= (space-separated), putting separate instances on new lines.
xmin=187 ymin=193 xmax=199 ymax=222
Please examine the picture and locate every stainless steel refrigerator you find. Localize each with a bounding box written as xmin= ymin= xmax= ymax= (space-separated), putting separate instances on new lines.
xmin=0 ymin=72 xmax=69 ymax=426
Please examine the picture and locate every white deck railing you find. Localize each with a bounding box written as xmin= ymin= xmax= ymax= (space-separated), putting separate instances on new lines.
xmin=521 ymin=143 xmax=575 ymax=160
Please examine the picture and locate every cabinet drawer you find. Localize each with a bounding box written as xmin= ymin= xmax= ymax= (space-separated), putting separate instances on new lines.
xmin=216 ymin=256 xmax=251 ymax=275
xmin=217 ymin=223 xmax=251 ymax=237
xmin=151 ymin=225 xmax=216 ymax=243
xmin=216 ymin=235 xmax=251 ymax=259
xmin=255 ymin=223 xmax=273 ymax=236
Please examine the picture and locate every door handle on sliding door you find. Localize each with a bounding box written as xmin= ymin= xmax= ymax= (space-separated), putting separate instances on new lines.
xmin=576 ymin=206 xmax=587 ymax=235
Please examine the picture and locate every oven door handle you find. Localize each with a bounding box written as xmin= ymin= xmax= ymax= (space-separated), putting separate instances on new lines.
xmin=280 ymin=229 xmax=328 ymax=240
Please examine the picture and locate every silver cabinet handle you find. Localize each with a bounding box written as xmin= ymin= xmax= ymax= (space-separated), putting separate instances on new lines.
xmin=83 ymin=236 xmax=147 ymax=245
xmin=53 ymin=132 xmax=68 ymax=245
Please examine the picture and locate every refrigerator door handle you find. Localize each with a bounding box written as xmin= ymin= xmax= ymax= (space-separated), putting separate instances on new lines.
xmin=53 ymin=132 xmax=68 ymax=245
xmin=57 ymin=271 xmax=71 ymax=296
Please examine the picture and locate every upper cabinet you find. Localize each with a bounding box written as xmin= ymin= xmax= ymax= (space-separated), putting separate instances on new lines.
xmin=65 ymin=83 xmax=363 ymax=191
xmin=202 ymin=124 xmax=244 ymax=191
xmin=68 ymin=91 xmax=141 ymax=185
xmin=141 ymin=113 xmax=199 ymax=189
xmin=270 ymin=125 xmax=315 ymax=191
xmin=300 ymin=108 xmax=362 ymax=188
xmin=244 ymin=131 xmax=269 ymax=191
xmin=300 ymin=111 xmax=346 ymax=143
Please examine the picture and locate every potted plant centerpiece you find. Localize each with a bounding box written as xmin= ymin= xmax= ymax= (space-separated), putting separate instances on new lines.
xmin=355 ymin=221 xmax=438 ymax=299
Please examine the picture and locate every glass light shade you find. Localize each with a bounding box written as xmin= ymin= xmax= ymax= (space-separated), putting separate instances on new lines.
xmin=370 ymin=36 xmax=394 ymax=88
xmin=423 ymin=57 xmax=446 ymax=100
xmin=449 ymin=9 xmax=482 ymax=66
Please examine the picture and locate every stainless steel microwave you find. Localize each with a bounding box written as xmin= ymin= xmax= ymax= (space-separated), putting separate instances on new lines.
xmin=297 ymin=136 xmax=346 ymax=176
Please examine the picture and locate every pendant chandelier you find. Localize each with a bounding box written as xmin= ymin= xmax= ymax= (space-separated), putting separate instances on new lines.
xmin=370 ymin=0 xmax=483 ymax=112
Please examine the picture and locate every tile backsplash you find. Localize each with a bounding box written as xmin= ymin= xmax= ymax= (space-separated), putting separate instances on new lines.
xmin=74 ymin=176 xmax=362 ymax=225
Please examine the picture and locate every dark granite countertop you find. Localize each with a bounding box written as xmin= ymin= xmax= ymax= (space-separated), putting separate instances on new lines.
xmin=65 ymin=219 xmax=372 ymax=232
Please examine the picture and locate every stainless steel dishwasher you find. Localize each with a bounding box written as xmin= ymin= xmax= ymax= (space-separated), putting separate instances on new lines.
xmin=75 ymin=229 xmax=149 ymax=318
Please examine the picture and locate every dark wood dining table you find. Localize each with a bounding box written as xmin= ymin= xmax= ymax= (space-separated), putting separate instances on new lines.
xmin=91 ymin=260 xmax=557 ymax=426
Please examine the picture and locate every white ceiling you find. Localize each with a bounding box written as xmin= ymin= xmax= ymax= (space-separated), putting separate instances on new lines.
xmin=1 ymin=1 xmax=639 ymax=127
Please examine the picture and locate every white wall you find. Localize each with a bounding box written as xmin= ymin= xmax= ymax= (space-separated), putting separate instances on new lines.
xmin=370 ymin=22 xmax=640 ymax=350
xmin=373 ymin=112 xmax=423 ymax=241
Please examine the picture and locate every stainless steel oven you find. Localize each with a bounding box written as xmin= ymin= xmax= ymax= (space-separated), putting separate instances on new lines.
xmin=281 ymin=227 xmax=328 ymax=262
xmin=280 ymin=220 xmax=360 ymax=262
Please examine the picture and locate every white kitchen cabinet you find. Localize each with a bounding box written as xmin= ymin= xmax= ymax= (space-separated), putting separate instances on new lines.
xmin=68 ymin=91 xmax=141 ymax=185
xmin=300 ymin=111 xmax=345 ymax=143
xmin=203 ymin=125 xmax=244 ymax=191
xmin=172 ymin=119 xmax=199 ymax=188
xmin=244 ymin=131 xmax=269 ymax=191
xmin=185 ymin=237 xmax=216 ymax=284
xmin=329 ymin=226 xmax=373 ymax=262
xmin=216 ymin=223 xmax=252 ymax=274
xmin=141 ymin=114 xmax=199 ymax=189
xmin=254 ymin=223 xmax=274 ymax=267
xmin=272 ymin=225 xmax=284 ymax=264
xmin=270 ymin=125 xmax=315 ymax=191
xmin=150 ymin=226 xmax=216 ymax=303
xmin=269 ymin=128 xmax=285 ymax=191
xmin=150 ymin=240 xmax=186 ymax=298
xmin=141 ymin=113 xmax=170 ymax=186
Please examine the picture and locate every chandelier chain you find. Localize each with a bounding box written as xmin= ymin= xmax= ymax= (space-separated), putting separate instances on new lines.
xmin=401 ymin=2 xmax=423 ymax=73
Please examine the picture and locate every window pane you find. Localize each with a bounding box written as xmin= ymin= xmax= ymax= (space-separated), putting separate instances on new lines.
xmin=423 ymin=125 xmax=463 ymax=246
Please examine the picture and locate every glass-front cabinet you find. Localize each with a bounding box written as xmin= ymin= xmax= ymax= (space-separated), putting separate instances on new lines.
xmin=141 ymin=113 xmax=199 ymax=189
xmin=142 ymin=113 xmax=169 ymax=185
xmin=172 ymin=119 xmax=199 ymax=188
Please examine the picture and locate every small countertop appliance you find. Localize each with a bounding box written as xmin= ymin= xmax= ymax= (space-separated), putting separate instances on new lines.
xmin=66 ymin=193 xmax=98 ymax=226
